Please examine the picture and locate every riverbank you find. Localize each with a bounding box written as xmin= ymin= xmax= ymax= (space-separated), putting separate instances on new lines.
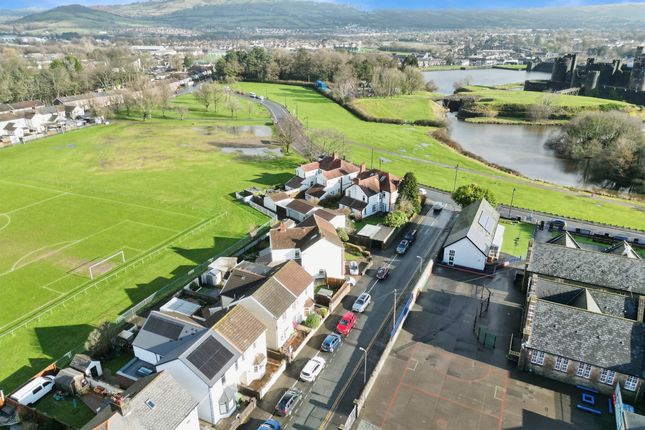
xmin=237 ymin=82 xmax=645 ymax=230
xmin=349 ymin=93 xmax=446 ymax=124
xmin=464 ymin=117 xmax=567 ymax=125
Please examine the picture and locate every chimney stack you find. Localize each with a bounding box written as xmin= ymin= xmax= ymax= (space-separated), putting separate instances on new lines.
xmin=279 ymin=222 xmax=287 ymax=232
xmin=111 ymin=394 xmax=130 ymax=416
xmin=359 ymin=162 xmax=365 ymax=173
xmin=333 ymin=151 xmax=339 ymax=160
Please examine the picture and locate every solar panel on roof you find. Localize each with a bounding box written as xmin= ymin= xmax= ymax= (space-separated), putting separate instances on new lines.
xmin=143 ymin=315 xmax=184 ymax=340
xmin=187 ymin=336 xmax=234 ymax=380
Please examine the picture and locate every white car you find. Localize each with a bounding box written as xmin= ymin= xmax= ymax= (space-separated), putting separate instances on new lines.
xmin=300 ymin=356 xmax=326 ymax=382
xmin=10 ymin=375 xmax=55 ymax=406
xmin=352 ymin=292 xmax=371 ymax=313
xmin=349 ymin=261 xmax=359 ymax=276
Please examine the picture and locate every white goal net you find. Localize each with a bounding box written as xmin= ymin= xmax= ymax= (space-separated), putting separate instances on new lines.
xmin=88 ymin=250 xmax=126 ymax=279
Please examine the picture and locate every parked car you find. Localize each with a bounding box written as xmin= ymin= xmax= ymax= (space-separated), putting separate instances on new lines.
xmin=336 ymin=311 xmax=357 ymax=336
xmin=345 ymin=275 xmax=357 ymax=287
xmin=419 ymin=187 xmax=427 ymax=196
xmin=300 ymin=356 xmax=326 ymax=382
xmin=258 ymin=96 xmax=265 ymax=101
xmin=349 ymin=261 xmax=360 ymax=276
xmin=10 ymin=375 xmax=55 ymax=406
xmin=404 ymin=229 xmax=418 ymax=244
xmin=352 ymin=292 xmax=371 ymax=313
xmin=550 ymin=219 xmax=567 ymax=230
xmin=274 ymin=388 xmax=303 ymax=417
xmin=258 ymin=419 xmax=281 ymax=430
xmin=249 ymin=92 xmax=257 ymax=98
xmin=376 ymin=266 xmax=390 ymax=280
xmin=396 ymin=240 xmax=410 ymax=255
xmin=432 ymin=201 xmax=445 ymax=213
xmin=321 ymin=333 xmax=342 ymax=352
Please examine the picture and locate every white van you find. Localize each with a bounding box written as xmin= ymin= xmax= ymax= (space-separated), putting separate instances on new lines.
xmin=10 ymin=375 xmax=55 ymax=406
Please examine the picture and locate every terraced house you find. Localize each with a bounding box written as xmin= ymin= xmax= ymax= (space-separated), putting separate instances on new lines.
xmin=519 ymin=241 xmax=645 ymax=401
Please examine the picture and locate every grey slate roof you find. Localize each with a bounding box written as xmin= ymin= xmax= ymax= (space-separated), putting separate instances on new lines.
xmin=132 ymin=311 xmax=205 ymax=358
xmin=530 ymin=276 xmax=638 ymax=319
xmin=81 ymin=371 xmax=198 ymax=430
xmin=220 ymin=261 xmax=273 ymax=299
xmin=251 ymin=276 xmax=296 ymax=318
xmin=547 ymin=232 xmax=581 ymax=249
xmin=527 ymin=242 xmax=645 ymax=295
xmin=526 ymin=299 xmax=645 ymax=377
xmin=444 ymin=198 xmax=499 ymax=256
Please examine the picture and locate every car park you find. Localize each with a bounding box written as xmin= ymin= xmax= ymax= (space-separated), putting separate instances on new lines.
xmin=336 ymin=311 xmax=357 ymax=336
xmin=321 ymin=333 xmax=342 ymax=352
xmin=404 ymin=229 xmax=418 ymax=244
xmin=396 ymin=240 xmax=410 ymax=255
xmin=376 ymin=266 xmax=390 ymax=280
xmin=352 ymin=292 xmax=371 ymax=313
xmin=300 ymin=356 xmax=326 ymax=382
xmin=274 ymin=389 xmax=303 ymax=417
xmin=258 ymin=419 xmax=281 ymax=430
xmin=10 ymin=375 xmax=55 ymax=406
xmin=349 ymin=261 xmax=360 ymax=276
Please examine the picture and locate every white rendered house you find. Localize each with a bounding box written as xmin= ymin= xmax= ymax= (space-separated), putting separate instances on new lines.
xmin=339 ymin=169 xmax=400 ymax=219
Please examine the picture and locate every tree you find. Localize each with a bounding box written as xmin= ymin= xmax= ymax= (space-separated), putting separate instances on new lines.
xmin=396 ymin=172 xmax=421 ymax=213
xmin=384 ymin=210 xmax=409 ymax=228
xmin=85 ymin=321 xmax=117 ymax=358
xmin=182 ymin=55 xmax=194 ymax=70
xmin=170 ymin=54 xmax=183 ymax=71
xmin=336 ymin=228 xmax=349 ymax=242
xmin=425 ymin=80 xmax=439 ymax=93
xmin=157 ymin=84 xmax=173 ymax=118
xmin=401 ymin=54 xmax=419 ymax=69
xmin=451 ymin=183 xmax=497 ymax=207
xmin=453 ymin=76 xmax=473 ymax=91
xmin=402 ymin=67 xmax=425 ymax=94
xmin=226 ymin=95 xmax=240 ymax=118
xmin=304 ymin=313 xmax=322 ymax=329
xmin=527 ymin=95 xmax=554 ymax=121
xmin=276 ymin=119 xmax=298 ymax=154
xmin=333 ymin=64 xmax=357 ymax=102
xmin=195 ymin=83 xmax=213 ymax=111
xmin=176 ymin=106 xmax=188 ymax=120
xmin=307 ymin=128 xmax=346 ymax=159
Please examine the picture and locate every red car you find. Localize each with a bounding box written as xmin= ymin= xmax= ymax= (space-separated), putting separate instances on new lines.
xmin=336 ymin=311 xmax=357 ymax=336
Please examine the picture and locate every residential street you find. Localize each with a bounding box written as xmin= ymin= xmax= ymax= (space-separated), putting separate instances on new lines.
xmin=240 ymin=203 xmax=455 ymax=430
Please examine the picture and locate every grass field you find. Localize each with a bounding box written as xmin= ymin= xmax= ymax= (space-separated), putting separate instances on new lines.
xmin=500 ymin=221 xmax=534 ymax=257
xmin=237 ymin=82 xmax=645 ymax=231
xmin=0 ymin=93 xmax=299 ymax=391
xmin=350 ymin=93 xmax=445 ymax=122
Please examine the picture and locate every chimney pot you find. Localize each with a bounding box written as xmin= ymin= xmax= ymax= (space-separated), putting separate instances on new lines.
xmin=359 ymin=162 xmax=365 ymax=173
xmin=279 ymin=222 xmax=286 ymax=232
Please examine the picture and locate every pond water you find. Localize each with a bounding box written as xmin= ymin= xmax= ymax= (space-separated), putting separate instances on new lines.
xmin=199 ymin=125 xmax=273 ymax=137
xmin=220 ymin=146 xmax=283 ymax=157
xmin=423 ymin=68 xmax=551 ymax=94
xmin=445 ymin=114 xmax=586 ymax=187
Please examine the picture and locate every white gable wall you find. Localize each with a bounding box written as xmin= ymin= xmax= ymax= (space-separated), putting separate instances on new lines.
xmin=176 ymin=407 xmax=200 ymax=430
xmin=442 ymin=238 xmax=487 ymax=271
xmin=302 ymin=239 xmax=343 ymax=279
xmin=133 ymin=346 xmax=161 ymax=365
xmin=237 ymin=331 xmax=268 ymax=385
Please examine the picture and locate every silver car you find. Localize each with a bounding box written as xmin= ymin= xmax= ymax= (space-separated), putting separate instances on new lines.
xmin=352 ymin=292 xmax=371 ymax=313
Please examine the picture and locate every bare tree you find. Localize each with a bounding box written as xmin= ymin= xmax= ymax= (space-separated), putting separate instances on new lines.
xmin=226 ymin=96 xmax=240 ymax=118
xmin=157 ymin=84 xmax=173 ymax=118
xmin=308 ymin=128 xmax=346 ymax=159
xmin=194 ymin=84 xmax=213 ymax=111
xmin=453 ymin=75 xmax=473 ymax=91
xmin=176 ymin=106 xmax=188 ymax=120
xmin=333 ymin=64 xmax=358 ymax=102
xmin=276 ymin=119 xmax=298 ymax=154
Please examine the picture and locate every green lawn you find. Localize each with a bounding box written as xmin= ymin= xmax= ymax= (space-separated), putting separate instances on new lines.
xmin=352 ymin=213 xmax=388 ymax=232
xmin=459 ymin=85 xmax=638 ymax=109
xmin=236 ymin=82 xmax=645 ymax=231
xmin=500 ymin=221 xmax=534 ymax=257
xmin=350 ymin=93 xmax=444 ymax=122
xmin=0 ymin=94 xmax=300 ymax=391
xmin=36 ymin=394 xmax=95 ymax=429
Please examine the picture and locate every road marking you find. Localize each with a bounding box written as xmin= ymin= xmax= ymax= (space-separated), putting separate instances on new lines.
xmin=408 ymin=358 xmax=419 ymax=371
xmin=494 ymin=385 xmax=505 ymax=401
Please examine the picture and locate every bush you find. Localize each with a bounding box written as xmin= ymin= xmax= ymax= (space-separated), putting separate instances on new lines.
xmin=319 ymin=308 xmax=329 ymax=318
xmin=304 ymin=313 xmax=322 ymax=329
xmin=336 ymin=228 xmax=349 ymax=242
xmin=85 ymin=321 xmax=118 ymax=359
xmin=384 ymin=210 xmax=409 ymax=228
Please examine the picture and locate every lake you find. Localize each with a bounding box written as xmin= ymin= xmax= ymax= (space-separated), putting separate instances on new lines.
xmin=423 ymin=68 xmax=551 ymax=94
xmin=445 ymin=114 xmax=585 ymax=187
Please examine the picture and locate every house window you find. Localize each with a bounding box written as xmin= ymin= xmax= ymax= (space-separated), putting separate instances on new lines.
xmin=577 ymin=363 xmax=592 ymax=379
xmin=530 ymin=350 xmax=545 ymax=365
xmin=363 ymin=196 xmax=366 ymax=202
xmin=219 ymin=402 xmax=228 ymax=415
xmin=625 ymin=376 xmax=639 ymax=391
xmin=554 ymin=357 xmax=569 ymax=373
xmin=599 ymin=369 xmax=616 ymax=385
xmin=221 ymin=374 xmax=227 ymax=385
xmin=372 ymin=204 xmax=377 ymax=212
xmin=295 ymin=250 xmax=300 ymax=258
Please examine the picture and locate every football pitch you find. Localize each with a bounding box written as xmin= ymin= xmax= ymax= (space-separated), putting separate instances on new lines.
xmin=0 ymin=97 xmax=298 ymax=390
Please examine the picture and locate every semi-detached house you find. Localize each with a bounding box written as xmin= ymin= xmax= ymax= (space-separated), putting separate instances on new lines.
xmin=339 ymin=169 xmax=400 ymax=219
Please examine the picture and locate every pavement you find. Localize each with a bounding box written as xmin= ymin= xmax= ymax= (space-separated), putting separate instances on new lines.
xmin=355 ymin=266 xmax=615 ymax=430
xmin=239 ymin=203 xmax=456 ymax=430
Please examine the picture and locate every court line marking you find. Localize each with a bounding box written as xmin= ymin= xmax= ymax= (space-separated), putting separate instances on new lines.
xmin=6 ymin=192 xmax=69 ymax=215
xmin=0 ymin=214 xmax=10 ymax=232
xmin=407 ymin=358 xmax=419 ymax=372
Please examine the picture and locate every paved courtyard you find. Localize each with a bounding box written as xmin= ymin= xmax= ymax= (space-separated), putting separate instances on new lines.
xmin=357 ymin=266 xmax=614 ymax=430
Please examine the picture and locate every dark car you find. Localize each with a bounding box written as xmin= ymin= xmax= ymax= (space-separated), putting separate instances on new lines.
xmin=258 ymin=419 xmax=281 ymax=430
xmin=376 ymin=266 xmax=390 ymax=280
xmin=550 ymin=219 xmax=567 ymax=230
xmin=321 ymin=333 xmax=342 ymax=352
xmin=404 ymin=229 xmax=418 ymax=244
xmin=274 ymin=389 xmax=303 ymax=417
xmin=396 ymin=240 xmax=410 ymax=255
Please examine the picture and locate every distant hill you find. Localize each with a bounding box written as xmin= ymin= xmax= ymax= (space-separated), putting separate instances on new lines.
xmin=13 ymin=4 xmax=138 ymax=31
xmin=11 ymin=1 xmax=645 ymax=34
xmin=0 ymin=8 xmax=39 ymax=23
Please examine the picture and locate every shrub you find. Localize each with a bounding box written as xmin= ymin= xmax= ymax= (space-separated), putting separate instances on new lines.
xmin=319 ymin=308 xmax=329 ymax=318
xmin=304 ymin=313 xmax=322 ymax=329
xmin=336 ymin=228 xmax=349 ymax=242
xmin=384 ymin=210 xmax=409 ymax=228
xmin=85 ymin=321 xmax=118 ymax=359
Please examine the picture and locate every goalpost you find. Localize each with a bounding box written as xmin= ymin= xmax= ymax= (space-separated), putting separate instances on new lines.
xmin=89 ymin=250 xmax=126 ymax=280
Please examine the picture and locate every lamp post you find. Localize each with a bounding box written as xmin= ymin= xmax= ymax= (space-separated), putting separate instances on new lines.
xmin=359 ymin=346 xmax=368 ymax=384
xmin=508 ymin=188 xmax=516 ymax=218
xmin=452 ymin=163 xmax=459 ymax=192
xmin=392 ymin=289 xmax=397 ymax=331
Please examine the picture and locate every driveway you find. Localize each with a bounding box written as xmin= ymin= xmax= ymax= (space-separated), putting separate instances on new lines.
xmin=240 ymin=204 xmax=455 ymax=430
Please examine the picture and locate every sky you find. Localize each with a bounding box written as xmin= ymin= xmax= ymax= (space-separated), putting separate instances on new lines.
xmin=1 ymin=0 xmax=641 ymax=10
